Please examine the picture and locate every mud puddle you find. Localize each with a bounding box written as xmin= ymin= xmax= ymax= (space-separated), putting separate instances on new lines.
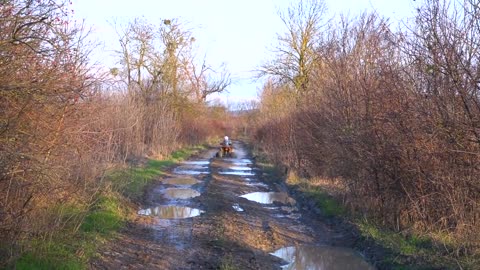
xmin=153 ymin=219 xmax=195 ymax=251
xmin=232 ymin=203 xmax=244 ymax=212
xmin=219 ymin=170 xmax=255 ymax=176
xmin=228 ymin=165 xmax=252 ymax=171
xmin=230 ymin=158 xmax=253 ymax=165
xmin=240 ymin=192 xmax=296 ymax=205
xmin=163 ymin=188 xmax=200 ymax=199
xmin=173 ymin=168 xmax=209 ymax=175
xmin=173 ymin=163 xmax=209 ymax=175
xmin=181 ymin=160 xmax=210 ymax=166
xmin=271 ymin=245 xmax=375 ymax=270
xmin=161 ymin=177 xmax=200 ymax=186
xmin=93 ymin=142 xmax=377 ymax=269
xmin=138 ymin=206 xmax=204 ymax=219
xmin=246 ymin=181 xmax=269 ymax=188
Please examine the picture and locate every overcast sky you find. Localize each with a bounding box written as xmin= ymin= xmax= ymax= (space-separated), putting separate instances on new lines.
xmin=73 ymin=0 xmax=421 ymax=103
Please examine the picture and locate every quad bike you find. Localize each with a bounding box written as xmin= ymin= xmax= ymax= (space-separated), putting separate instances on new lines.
xmin=216 ymin=142 xmax=234 ymax=158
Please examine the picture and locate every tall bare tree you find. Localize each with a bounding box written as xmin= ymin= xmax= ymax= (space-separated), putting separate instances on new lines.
xmin=182 ymin=56 xmax=231 ymax=102
xmin=259 ymin=0 xmax=327 ymax=96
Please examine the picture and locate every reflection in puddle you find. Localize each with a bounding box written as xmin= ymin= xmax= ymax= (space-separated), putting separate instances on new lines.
xmin=232 ymin=203 xmax=244 ymax=212
xmin=182 ymin=160 xmax=210 ymax=166
xmin=163 ymin=188 xmax=200 ymax=199
xmin=138 ymin=206 xmax=204 ymax=219
xmin=246 ymin=182 xmax=269 ymax=188
xmin=234 ymin=159 xmax=253 ymax=164
xmin=229 ymin=166 xmax=252 ymax=171
xmin=162 ymin=178 xmax=200 ymax=186
xmin=219 ymin=171 xmax=255 ymax=176
xmin=151 ymin=219 xmax=191 ymax=251
xmin=270 ymin=245 xmax=375 ymax=270
xmin=240 ymin=192 xmax=296 ymax=205
xmin=173 ymin=168 xmax=209 ymax=175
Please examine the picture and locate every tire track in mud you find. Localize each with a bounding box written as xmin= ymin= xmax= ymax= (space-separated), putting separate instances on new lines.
xmin=91 ymin=142 xmax=374 ymax=270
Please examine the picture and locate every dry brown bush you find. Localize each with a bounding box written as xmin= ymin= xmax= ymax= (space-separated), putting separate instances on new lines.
xmin=0 ymin=2 xmax=229 ymax=266
xmin=254 ymin=0 xmax=480 ymax=254
xmin=0 ymin=0 xmax=109 ymax=263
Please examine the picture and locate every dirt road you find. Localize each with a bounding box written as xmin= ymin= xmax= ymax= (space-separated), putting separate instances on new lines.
xmin=91 ymin=142 xmax=375 ymax=269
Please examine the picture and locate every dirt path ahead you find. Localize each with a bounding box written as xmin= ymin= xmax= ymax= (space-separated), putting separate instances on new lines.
xmin=91 ymin=142 xmax=375 ymax=269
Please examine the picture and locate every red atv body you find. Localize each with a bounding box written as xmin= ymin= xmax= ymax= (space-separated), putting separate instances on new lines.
xmin=216 ymin=142 xmax=234 ymax=158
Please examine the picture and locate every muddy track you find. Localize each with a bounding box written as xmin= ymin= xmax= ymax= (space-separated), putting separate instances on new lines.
xmin=90 ymin=141 xmax=374 ymax=270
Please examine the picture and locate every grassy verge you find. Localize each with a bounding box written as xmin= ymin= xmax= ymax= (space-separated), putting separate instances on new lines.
xmin=290 ymin=176 xmax=478 ymax=269
xmin=16 ymin=194 xmax=126 ymax=270
xmin=357 ymin=219 xmax=480 ymax=269
xmin=252 ymin=149 xmax=478 ymax=269
xmin=15 ymin=144 xmax=207 ymax=269
xmin=299 ymin=184 xmax=346 ymax=217
xmin=109 ymin=144 xmax=207 ymax=201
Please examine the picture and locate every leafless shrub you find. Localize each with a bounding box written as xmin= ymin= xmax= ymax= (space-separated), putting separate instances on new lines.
xmin=0 ymin=0 xmax=107 ymax=264
xmin=254 ymin=0 xmax=480 ymax=254
xmin=0 ymin=3 xmax=230 ymax=266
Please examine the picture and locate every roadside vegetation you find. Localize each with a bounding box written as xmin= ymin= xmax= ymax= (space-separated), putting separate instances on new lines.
xmin=251 ymin=0 xmax=480 ymax=269
xmin=0 ymin=0 xmax=230 ymax=268
xmin=14 ymin=146 xmax=207 ymax=270
xmin=2 ymin=0 xmax=479 ymax=269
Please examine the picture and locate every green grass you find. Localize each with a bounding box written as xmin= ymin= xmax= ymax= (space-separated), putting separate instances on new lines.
xmin=109 ymin=159 xmax=173 ymax=200
xmin=16 ymin=194 xmax=125 ymax=270
xmin=16 ymin=250 xmax=84 ymax=270
xmin=109 ymin=145 xmax=206 ymax=200
xmin=300 ymin=185 xmax=346 ymax=217
xmin=80 ymin=195 xmax=125 ymax=234
xmin=16 ymin=144 xmax=207 ymax=269
xmin=358 ymin=220 xmax=430 ymax=256
xmin=294 ymin=182 xmax=459 ymax=269
xmin=357 ymin=219 xmax=468 ymax=269
xmin=171 ymin=144 xmax=206 ymax=161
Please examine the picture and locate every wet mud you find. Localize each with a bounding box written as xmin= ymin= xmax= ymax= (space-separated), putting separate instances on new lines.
xmin=91 ymin=142 xmax=375 ymax=269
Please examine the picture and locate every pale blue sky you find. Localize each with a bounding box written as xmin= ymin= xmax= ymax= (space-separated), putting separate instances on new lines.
xmin=73 ymin=0 xmax=420 ymax=103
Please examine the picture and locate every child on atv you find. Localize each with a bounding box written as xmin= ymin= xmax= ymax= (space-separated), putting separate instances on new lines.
xmin=217 ymin=136 xmax=233 ymax=157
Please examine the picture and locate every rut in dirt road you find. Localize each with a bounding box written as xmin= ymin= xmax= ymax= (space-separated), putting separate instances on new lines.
xmin=91 ymin=142 xmax=375 ymax=270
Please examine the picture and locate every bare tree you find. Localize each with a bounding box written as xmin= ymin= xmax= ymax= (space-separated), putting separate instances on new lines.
xmin=183 ymin=57 xmax=231 ymax=102
xmin=259 ymin=0 xmax=327 ymax=96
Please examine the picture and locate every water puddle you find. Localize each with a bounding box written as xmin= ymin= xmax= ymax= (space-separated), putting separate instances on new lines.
xmin=232 ymin=203 xmax=244 ymax=212
xmin=229 ymin=166 xmax=252 ymax=171
xmin=246 ymin=182 xmax=269 ymax=188
xmin=173 ymin=167 xmax=209 ymax=175
xmin=182 ymin=160 xmax=210 ymax=166
xmin=219 ymin=170 xmax=255 ymax=176
xmin=270 ymin=245 xmax=375 ymax=270
xmin=151 ymin=219 xmax=192 ymax=251
xmin=162 ymin=177 xmax=200 ymax=186
xmin=163 ymin=188 xmax=200 ymax=199
xmin=232 ymin=159 xmax=253 ymax=165
xmin=240 ymin=192 xmax=296 ymax=205
xmin=138 ymin=206 xmax=204 ymax=219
